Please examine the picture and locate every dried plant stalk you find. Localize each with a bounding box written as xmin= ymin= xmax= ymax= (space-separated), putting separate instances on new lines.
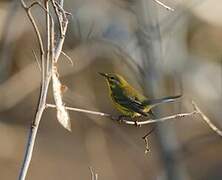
xmin=18 ymin=0 xmax=69 ymax=179
xmin=52 ymin=65 xmax=71 ymax=131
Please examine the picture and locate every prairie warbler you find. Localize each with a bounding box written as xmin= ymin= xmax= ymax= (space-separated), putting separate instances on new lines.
xmin=99 ymin=72 xmax=181 ymax=119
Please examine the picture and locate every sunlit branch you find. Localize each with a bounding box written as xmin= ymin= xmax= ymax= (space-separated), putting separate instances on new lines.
xmin=46 ymin=101 xmax=222 ymax=137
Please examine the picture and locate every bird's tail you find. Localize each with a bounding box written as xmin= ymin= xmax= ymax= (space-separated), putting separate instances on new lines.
xmin=142 ymin=95 xmax=182 ymax=106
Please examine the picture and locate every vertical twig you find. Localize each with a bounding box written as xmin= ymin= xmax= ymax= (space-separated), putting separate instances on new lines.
xmin=45 ymin=0 xmax=51 ymax=74
xmin=89 ymin=167 xmax=98 ymax=180
xmin=18 ymin=2 xmax=50 ymax=179
xmin=18 ymin=0 xmax=68 ymax=179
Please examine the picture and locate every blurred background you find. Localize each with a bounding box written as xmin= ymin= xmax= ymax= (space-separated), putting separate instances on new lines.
xmin=0 ymin=0 xmax=222 ymax=179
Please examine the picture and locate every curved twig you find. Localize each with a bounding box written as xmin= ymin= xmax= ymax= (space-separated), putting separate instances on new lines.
xmin=192 ymin=101 xmax=222 ymax=137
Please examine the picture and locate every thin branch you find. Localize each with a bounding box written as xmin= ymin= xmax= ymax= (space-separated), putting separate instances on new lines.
xmin=47 ymin=101 xmax=222 ymax=156
xmin=20 ymin=0 xmax=45 ymax=53
xmin=142 ymin=126 xmax=156 ymax=139
xmin=18 ymin=73 xmax=51 ymax=180
xmin=59 ymin=0 xmax=64 ymax=7
xmin=23 ymin=1 xmax=46 ymax=83
xmin=19 ymin=1 xmax=52 ymax=176
xmin=61 ymin=51 xmax=74 ymax=66
xmin=89 ymin=167 xmax=98 ymax=180
xmin=51 ymin=0 xmax=63 ymax=37
xmin=46 ymin=101 xmax=222 ymax=137
xmin=192 ymin=101 xmax=222 ymax=137
xmin=142 ymin=126 xmax=156 ymax=154
xmin=18 ymin=0 xmax=68 ymax=179
xmin=153 ymin=0 xmax=175 ymax=11
xmin=46 ymin=103 xmax=110 ymax=117
xmin=47 ymin=103 xmax=196 ymax=124
xmin=143 ymin=136 xmax=150 ymax=154
xmin=52 ymin=1 xmax=69 ymax=37
xmin=51 ymin=1 xmax=69 ymax=62
xmin=32 ymin=50 xmax=41 ymax=71
xmin=45 ymin=0 xmax=51 ymax=74
xmin=122 ymin=111 xmax=197 ymax=125
xmin=21 ymin=0 xmax=53 ymax=84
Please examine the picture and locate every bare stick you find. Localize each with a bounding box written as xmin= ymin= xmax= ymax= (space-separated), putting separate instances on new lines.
xmin=20 ymin=1 xmax=45 ymax=52
xmin=192 ymin=101 xmax=222 ymax=137
xmin=142 ymin=127 xmax=156 ymax=154
xmin=89 ymin=167 xmax=98 ymax=180
xmin=153 ymin=0 xmax=175 ymax=11
xmin=46 ymin=103 xmax=197 ymax=125
xmin=46 ymin=103 xmax=110 ymax=117
xmin=45 ymin=0 xmax=51 ymax=74
xmin=18 ymin=1 xmax=49 ymax=179
xmin=18 ymin=0 xmax=68 ymax=179
xmin=47 ymin=101 xmax=222 ymax=154
xmin=18 ymin=77 xmax=50 ymax=180
xmin=51 ymin=0 xmax=68 ymax=62
xmin=61 ymin=51 xmax=73 ymax=65
xmin=20 ymin=0 xmax=51 ymax=84
xmin=32 ymin=50 xmax=41 ymax=71
xmin=46 ymin=102 xmax=222 ymax=137
xmin=121 ymin=111 xmax=197 ymax=125
xmin=59 ymin=0 xmax=64 ymax=7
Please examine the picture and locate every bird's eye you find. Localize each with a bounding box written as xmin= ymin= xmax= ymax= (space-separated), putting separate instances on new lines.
xmin=110 ymin=77 xmax=115 ymax=80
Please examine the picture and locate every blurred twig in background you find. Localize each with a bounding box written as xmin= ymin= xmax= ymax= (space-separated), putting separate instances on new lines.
xmin=135 ymin=0 xmax=190 ymax=179
xmin=89 ymin=166 xmax=99 ymax=180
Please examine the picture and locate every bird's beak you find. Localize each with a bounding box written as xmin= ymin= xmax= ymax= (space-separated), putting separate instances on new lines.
xmin=99 ymin=72 xmax=109 ymax=78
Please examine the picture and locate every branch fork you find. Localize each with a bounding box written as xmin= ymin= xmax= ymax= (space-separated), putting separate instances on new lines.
xmin=46 ymin=101 xmax=222 ymax=138
xmin=19 ymin=0 xmax=70 ymax=179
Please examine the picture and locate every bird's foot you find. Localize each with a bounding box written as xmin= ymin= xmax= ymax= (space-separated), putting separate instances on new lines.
xmin=134 ymin=120 xmax=141 ymax=127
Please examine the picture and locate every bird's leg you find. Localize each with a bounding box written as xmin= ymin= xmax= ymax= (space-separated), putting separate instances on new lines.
xmin=142 ymin=126 xmax=156 ymax=139
xmin=142 ymin=126 xmax=156 ymax=153
xmin=134 ymin=119 xmax=141 ymax=127
xmin=131 ymin=116 xmax=142 ymax=127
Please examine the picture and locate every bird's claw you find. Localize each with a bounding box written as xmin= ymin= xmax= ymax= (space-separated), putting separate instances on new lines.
xmin=134 ymin=120 xmax=141 ymax=127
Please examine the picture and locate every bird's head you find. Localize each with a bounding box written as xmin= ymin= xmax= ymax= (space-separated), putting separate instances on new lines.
xmin=99 ymin=72 xmax=125 ymax=89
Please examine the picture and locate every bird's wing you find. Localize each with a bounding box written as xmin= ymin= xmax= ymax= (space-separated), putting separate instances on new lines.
xmin=113 ymin=94 xmax=148 ymax=117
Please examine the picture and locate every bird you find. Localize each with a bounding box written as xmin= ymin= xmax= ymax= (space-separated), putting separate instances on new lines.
xmin=99 ymin=72 xmax=181 ymax=119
